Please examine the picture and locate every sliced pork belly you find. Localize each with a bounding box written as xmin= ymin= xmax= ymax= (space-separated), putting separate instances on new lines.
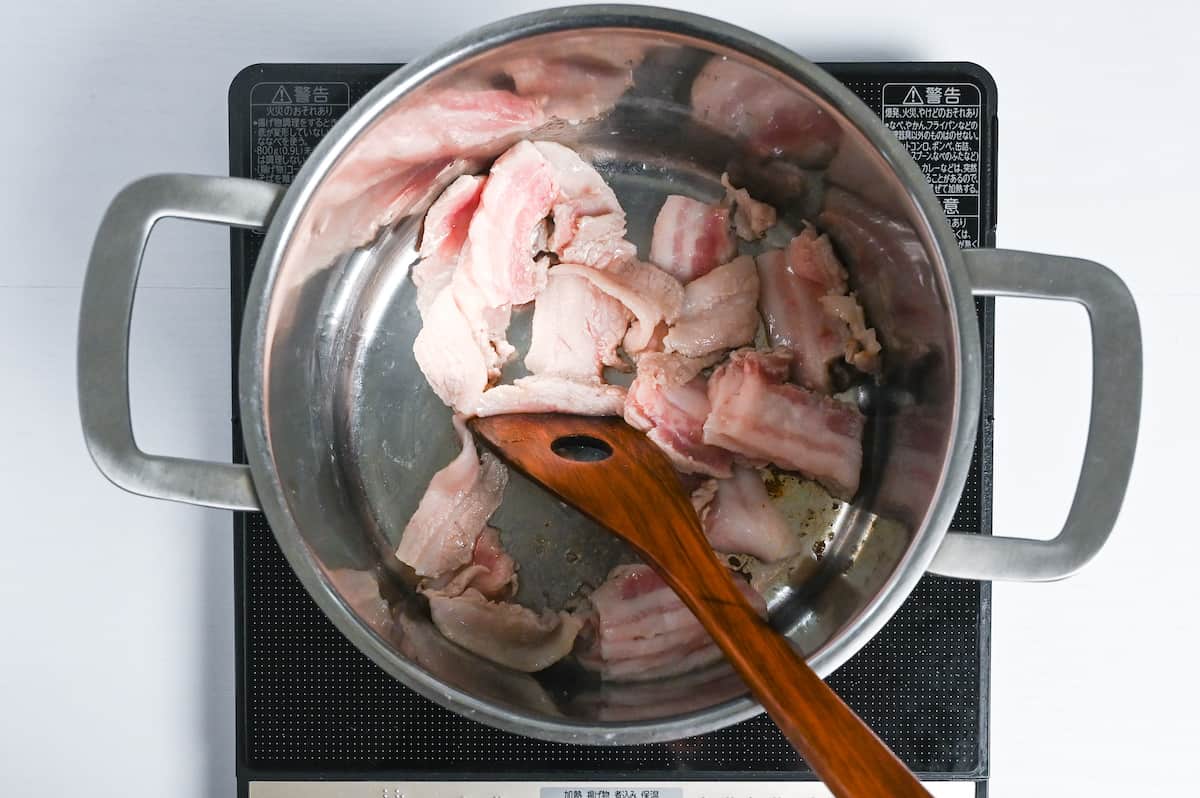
xmin=721 ymin=173 xmax=777 ymax=240
xmin=468 ymin=526 xmax=519 ymax=600
xmin=418 ymin=174 xmax=485 ymax=260
xmin=414 ymin=260 xmax=517 ymax=413
xmin=395 ymin=416 xmax=508 ymax=577
xmin=427 ymin=526 xmax=519 ymax=601
xmin=299 ymin=159 xmax=463 ymax=273
xmin=411 ymin=254 xmax=457 ymax=320
xmin=457 ymin=141 xmax=558 ymax=307
xmin=533 ymin=141 xmax=635 ymax=268
xmin=474 ymin=375 xmax=626 ymax=418
xmin=624 ymin=352 xmax=733 ymax=478
xmin=581 ymin=563 xmax=765 ymax=682
xmin=426 ymin=588 xmax=582 ymax=672
xmin=821 ymin=294 xmax=882 ymax=374
xmin=663 ymin=255 xmax=760 ymax=358
xmin=504 ymin=41 xmax=644 ymax=123
xmin=756 ymin=228 xmax=881 ymax=391
xmin=412 ymin=286 xmax=492 ymax=412
xmin=524 ymin=271 xmax=631 ymax=380
xmin=554 ymin=260 xmax=684 ymax=352
xmin=703 ymin=348 xmax=865 ymax=498
xmin=323 ymin=90 xmax=545 ymax=209
xmin=649 ymin=195 xmax=737 ymax=283
xmin=691 ymin=58 xmax=841 ymax=166
xmin=693 ymin=467 xmax=802 ymax=562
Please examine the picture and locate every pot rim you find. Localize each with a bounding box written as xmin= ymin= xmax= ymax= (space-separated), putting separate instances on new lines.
xmin=238 ymin=3 xmax=982 ymax=744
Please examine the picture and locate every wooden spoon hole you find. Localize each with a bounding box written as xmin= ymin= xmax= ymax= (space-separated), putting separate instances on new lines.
xmin=550 ymin=434 xmax=613 ymax=463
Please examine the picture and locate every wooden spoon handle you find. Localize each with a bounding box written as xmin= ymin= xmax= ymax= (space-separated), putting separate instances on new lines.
xmin=661 ymin=545 xmax=931 ymax=798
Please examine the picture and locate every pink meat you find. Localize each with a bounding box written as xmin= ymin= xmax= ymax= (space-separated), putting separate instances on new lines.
xmin=322 ymin=90 xmax=546 ymax=209
xmin=411 ymin=254 xmax=457 ymax=321
xmin=663 ymin=254 xmax=760 ymax=358
xmin=425 ymin=587 xmax=582 ymax=672
xmin=533 ymin=141 xmax=636 ymax=268
xmin=581 ymin=563 xmax=765 ymax=682
xmin=395 ymin=416 xmax=509 ymax=577
xmin=457 ymin=141 xmax=558 ymax=307
xmin=524 ymin=271 xmax=631 ymax=380
xmin=554 ymin=260 xmax=684 ymax=352
xmin=822 ymin=294 xmax=882 ymax=374
xmin=819 ymin=187 xmax=942 ymax=354
xmin=474 ymin=375 xmax=626 ymax=418
xmin=411 ymin=286 xmax=492 ymax=412
xmin=648 ymin=195 xmax=737 ymax=283
xmin=693 ymin=466 xmax=802 ymax=562
xmin=428 ymin=526 xmax=520 ymax=601
xmin=451 ymin=265 xmax=517 ymax=381
xmin=721 ymin=173 xmax=777 ymax=240
xmin=504 ymin=42 xmax=644 ymax=123
xmin=297 ymin=159 xmax=462 ymax=274
xmin=624 ymin=353 xmax=733 ymax=478
xmin=419 ymin=174 xmax=486 ymax=260
xmin=691 ymin=58 xmax=841 ymax=166
xmin=467 ymin=526 xmax=519 ymax=600
xmin=703 ymin=348 xmax=865 ymax=498
xmin=756 ymin=228 xmax=851 ymax=392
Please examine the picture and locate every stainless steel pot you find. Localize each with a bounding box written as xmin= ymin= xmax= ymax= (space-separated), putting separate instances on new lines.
xmin=77 ymin=5 xmax=1141 ymax=743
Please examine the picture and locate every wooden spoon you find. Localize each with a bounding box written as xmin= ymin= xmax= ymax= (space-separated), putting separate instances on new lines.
xmin=470 ymin=413 xmax=930 ymax=798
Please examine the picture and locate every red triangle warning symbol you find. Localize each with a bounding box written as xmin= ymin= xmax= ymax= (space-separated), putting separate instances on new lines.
xmin=271 ymin=85 xmax=292 ymax=104
xmin=902 ymin=86 xmax=923 ymax=105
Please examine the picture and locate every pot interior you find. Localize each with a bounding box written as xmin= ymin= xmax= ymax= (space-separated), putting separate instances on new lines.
xmin=250 ymin=18 xmax=961 ymax=737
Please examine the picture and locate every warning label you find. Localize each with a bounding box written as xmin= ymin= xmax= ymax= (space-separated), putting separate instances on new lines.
xmin=249 ymin=82 xmax=351 ymax=184
xmin=882 ymin=83 xmax=982 ymax=248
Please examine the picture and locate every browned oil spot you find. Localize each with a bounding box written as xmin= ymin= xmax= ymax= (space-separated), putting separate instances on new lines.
xmin=813 ymin=538 xmax=827 ymax=560
xmin=763 ymin=472 xmax=786 ymax=498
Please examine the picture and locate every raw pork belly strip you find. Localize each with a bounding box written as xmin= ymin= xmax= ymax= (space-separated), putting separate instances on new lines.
xmin=425 ymin=526 xmax=519 ymax=601
xmin=649 ymin=195 xmax=737 ymax=283
xmin=690 ymin=58 xmax=841 ymax=166
xmin=524 ymin=271 xmax=631 ymax=380
xmin=692 ymin=466 xmax=802 ymax=563
xmin=323 ymin=89 xmax=546 ymax=208
xmin=411 ymin=174 xmax=487 ymax=319
xmin=580 ymin=564 xmax=765 ymax=681
xmin=474 ymin=375 xmax=626 ymax=418
xmin=410 ymin=254 xmax=457 ymax=321
xmin=721 ymin=173 xmax=777 ymax=241
xmin=419 ymin=174 xmax=485 ymax=260
xmin=624 ymin=352 xmax=733 ymax=478
xmin=411 ymin=287 xmax=492 ymax=412
xmin=395 ymin=416 xmax=509 ymax=577
xmin=533 ymin=141 xmax=635 ymax=268
xmin=503 ymin=41 xmax=645 ymax=123
xmin=554 ymin=260 xmax=685 ymax=352
xmin=756 ymin=228 xmax=880 ymax=392
xmin=426 ymin=587 xmax=582 ymax=672
xmin=457 ymin=141 xmax=558 ymax=307
xmin=703 ymin=348 xmax=865 ymax=498
xmin=663 ymin=254 xmax=760 ymax=358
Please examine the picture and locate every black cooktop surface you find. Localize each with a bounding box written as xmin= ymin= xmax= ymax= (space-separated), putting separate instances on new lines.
xmin=229 ymin=61 xmax=996 ymax=788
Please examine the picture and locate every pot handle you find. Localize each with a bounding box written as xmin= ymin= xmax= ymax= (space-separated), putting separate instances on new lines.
xmin=78 ymin=174 xmax=284 ymax=512
xmin=929 ymin=249 xmax=1141 ymax=581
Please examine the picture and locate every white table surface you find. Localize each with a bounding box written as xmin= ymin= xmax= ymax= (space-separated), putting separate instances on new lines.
xmin=3 ymin=1 xmax=1196 ymax=794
